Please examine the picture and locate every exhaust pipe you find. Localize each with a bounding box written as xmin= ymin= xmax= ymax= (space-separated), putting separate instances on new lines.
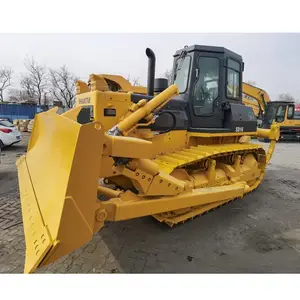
xmin=146 ymin=48 xmax=156 ymax=96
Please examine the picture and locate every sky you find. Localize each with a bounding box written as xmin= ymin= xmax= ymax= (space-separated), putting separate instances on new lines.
xmin=1 ymin=33 xmax=300 ymax=101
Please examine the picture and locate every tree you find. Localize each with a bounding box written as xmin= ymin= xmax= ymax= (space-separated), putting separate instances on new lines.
xmin=20 ymin=76 xmax=37 ymax=101
xmin=126 ymin=75 xmax=141 ymax=86
xmin=8 ymin=89 xmax=34 ymax=103
xmin=278 ymin=93 xmax=295 ymax=102
xmin=0 ymin=66 xmax=13 ymax=102
xmin=245 ymin=80 xmax=257 ymax=86
xmin=243 ymin=80 xmax=259 ymax=101
xmin=20 ymin=57 xmax=47 ymax=105
xmin=49 ymin=65 xmax=78 ymax=108
xmin=164 ymin=69 xmax=173 ymax=85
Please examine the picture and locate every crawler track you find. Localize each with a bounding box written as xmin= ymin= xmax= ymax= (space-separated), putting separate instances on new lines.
xmin=152 ymin=143 xmax=267 ymax=226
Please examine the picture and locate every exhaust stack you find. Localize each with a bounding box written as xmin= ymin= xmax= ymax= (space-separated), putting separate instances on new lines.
xmin=146 ymin=48 xmax=156 ymax=96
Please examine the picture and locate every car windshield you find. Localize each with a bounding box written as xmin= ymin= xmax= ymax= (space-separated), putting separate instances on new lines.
xmin=0 ymin=120 xmax=14 ymax=127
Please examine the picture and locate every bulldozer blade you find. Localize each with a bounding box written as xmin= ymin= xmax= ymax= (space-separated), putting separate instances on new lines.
xmin=16 ymin=108 xmax=104 ymax=273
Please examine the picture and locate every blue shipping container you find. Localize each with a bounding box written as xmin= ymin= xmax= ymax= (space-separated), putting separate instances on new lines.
xmin=0 ymin=103 xmax=47 ymax=122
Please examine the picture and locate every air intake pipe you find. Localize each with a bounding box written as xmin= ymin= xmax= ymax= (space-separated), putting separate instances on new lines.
xmin=146 ymin=48 xmax=156 ymax=96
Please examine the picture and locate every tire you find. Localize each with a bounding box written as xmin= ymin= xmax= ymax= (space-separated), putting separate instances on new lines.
xmin=0 ymin=140 xmax=4 ymax=150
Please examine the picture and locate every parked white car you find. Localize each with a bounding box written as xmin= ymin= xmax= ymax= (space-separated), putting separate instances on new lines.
xmin=0 ymin=119 xmax=21 ymax=148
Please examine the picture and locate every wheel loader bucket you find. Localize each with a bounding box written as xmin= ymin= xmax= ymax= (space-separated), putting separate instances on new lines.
xmin=16 ymin=108 xmax=104 ymax=273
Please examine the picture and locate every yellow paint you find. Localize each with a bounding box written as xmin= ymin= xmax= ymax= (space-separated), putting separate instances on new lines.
xmin=17 ymin=109 xmax=105 ymax=273
xmin=273 ymin=103 xmax=300 ymax=129
xmin=242 ymin=83 xmax=300 ymax=133
xmin=242 ymin=82 xmax=271 ymax=116
xmin=117 ymin=85 xmax=178 ymax=134
xmin=16 ymin=74 xmax=279 ymax=274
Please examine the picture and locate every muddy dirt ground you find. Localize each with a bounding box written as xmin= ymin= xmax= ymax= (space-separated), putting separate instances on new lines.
xmin=0 ymin=133 xmax=300 ymax=273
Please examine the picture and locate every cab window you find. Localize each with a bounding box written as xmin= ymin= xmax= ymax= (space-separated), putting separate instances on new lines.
xmin=192 ymin=57 xmax=220 ymax=116
xmin=275 ymin=105 xmax=286 ymax=123
xmin=173 ymin=56 xmax=191 ymax=93
xmin=287 ymin=105 xmax=294 ymax=119
xmin=227 ymin=59 xmax=241 ymax=99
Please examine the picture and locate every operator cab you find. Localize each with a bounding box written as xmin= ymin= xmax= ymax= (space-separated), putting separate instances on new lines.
xmin=262 ymin=101 xmax=295 ymax=128
xmin=148 ymin=45 xmax=257 ymax=133
xmin=261 ymin=101 xmax=300 ymax=140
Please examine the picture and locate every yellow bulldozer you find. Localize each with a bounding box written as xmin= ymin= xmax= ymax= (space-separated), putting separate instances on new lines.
xmin=17 ymin=45 xmax=280 ymax=274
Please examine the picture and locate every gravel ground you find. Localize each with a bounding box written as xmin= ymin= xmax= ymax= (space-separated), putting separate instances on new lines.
xmin=0 ymin=133 xmax=300 ymax=273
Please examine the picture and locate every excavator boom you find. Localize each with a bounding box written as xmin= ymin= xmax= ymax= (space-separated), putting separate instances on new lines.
xmin=242 ymin=82 xmax=271 ymax=116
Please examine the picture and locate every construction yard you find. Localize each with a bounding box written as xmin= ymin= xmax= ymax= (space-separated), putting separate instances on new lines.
xmin=0 ymin=133 xmax=300 ymax=273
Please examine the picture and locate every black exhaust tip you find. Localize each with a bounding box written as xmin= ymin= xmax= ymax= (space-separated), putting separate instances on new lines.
xmin=146 ymin=48 xmax=156 ymax=96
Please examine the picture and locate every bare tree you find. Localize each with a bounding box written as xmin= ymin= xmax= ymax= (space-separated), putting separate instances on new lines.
xmin=8 ymin=89 xmax=34 ymax=103
xmin=126 ymin=75 xmax=141 ymax=86
xmin=278 ymin=93 xmax=295 ymax=102
xmin=20 ymin=76 xmax=37 ymax=100
xmin=245 ymin=80 xmax=257 ymax=86
xmin=0 ymin=66 xmax=13 ymax=102
xmin=164 ymin=69 xmax=173 ymax=85
xmin=49 ymin=65 xmax=78 ymax=108
xmin=20 ymin=57 xmax=47 ymax=105
xmin=126 ymin=75 xmax=131 ymax=84
xmin=244 ymin=80 xmax=258 ymax=101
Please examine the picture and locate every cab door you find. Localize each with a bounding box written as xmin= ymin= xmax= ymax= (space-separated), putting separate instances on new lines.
xmin=188 ymin=55 xmax=242 ymax=131
xmin=188 ymin=54 xmax=223 ymax=129
xmin=274 ymin=104 xmax=287 ymax=124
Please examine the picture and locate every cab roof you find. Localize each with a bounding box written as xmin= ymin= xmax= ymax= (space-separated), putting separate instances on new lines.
xmin=174 ymin=45 xmax=242 ymax=61
xmin=269 ymin=101 xmax=295 ymax=105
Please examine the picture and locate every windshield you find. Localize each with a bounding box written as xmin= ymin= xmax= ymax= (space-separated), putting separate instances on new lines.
xmin=264 ymin=104 xmax=279 ymax=126
xmin=173 ymin=56 xmax=191 ymax=93
xmin=0 ymin=120 xmax=14 ymax=127
xmin=264 ymin=103 xmax=287 ymax=126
